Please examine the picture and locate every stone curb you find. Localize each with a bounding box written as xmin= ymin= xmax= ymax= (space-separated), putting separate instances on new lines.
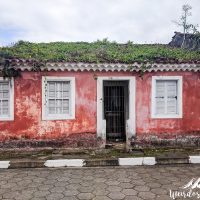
xmin=157 ymin=155 xmax=190 ymax=164
xmin=0 ymin=155 xmax=199 ymax=169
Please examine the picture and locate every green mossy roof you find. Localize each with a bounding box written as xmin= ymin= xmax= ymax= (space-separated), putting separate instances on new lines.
xmin=0 ymin=40 xmax=200 ymax=63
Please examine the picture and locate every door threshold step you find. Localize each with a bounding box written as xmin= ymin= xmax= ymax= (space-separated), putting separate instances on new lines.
xmin=105 ymin=143 xmax=126 ymax=150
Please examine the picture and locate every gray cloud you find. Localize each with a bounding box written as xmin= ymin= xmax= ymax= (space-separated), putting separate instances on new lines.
xmin=0 ymin=0 xmax=199 ymax=46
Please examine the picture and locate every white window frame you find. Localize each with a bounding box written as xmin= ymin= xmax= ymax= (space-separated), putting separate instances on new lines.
xmin=0 ymin=77 xmax=14 ymax=121
xmin=151 ymin=76 xmax=183 ymax=119
xmin=42 ymin=76 xmax=75 ymax=120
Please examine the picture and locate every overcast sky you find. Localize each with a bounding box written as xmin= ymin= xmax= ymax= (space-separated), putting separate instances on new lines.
xmin=0 ymin=0 xmax=199 ymax=46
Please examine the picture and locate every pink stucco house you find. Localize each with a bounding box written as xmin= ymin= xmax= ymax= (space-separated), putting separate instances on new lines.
xmin=0 ymin=40 xmax=200 ymax=148
xmin=0 ymin=42 xmax=200 ymax=149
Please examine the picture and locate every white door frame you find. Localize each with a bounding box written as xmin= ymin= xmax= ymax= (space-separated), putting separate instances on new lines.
xmin=97 ymin=76 xmax=136 ymax=147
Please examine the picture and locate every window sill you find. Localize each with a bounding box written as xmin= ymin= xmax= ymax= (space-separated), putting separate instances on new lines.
xmin=151 ymin=114 xmax=182 ymax=119
xmin=0 ymin=117 xmax=14 ymax=121
xmin=42 ymin=115 xmax=75 ymax=121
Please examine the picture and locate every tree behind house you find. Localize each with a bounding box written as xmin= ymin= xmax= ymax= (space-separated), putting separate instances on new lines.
xmin=173 ymin=4 xmax=199 ymax=48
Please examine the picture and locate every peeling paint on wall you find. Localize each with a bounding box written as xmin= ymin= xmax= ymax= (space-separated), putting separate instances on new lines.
xmin=136 ymin=71 xmax=200 ymax=139
xmin=0 ymin=70 xmax=200 ymax=147
xmin=0 ymin=71 xmax=97 ymax=142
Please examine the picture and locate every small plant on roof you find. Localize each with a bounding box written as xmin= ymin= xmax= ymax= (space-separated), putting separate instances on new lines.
xmin=2 ymin=61 xmax=20 ymax=79
xmin=0 ymin=56 xmax=21 ymax=79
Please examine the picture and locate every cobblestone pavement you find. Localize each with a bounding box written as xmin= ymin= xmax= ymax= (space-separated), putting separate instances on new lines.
xmin=0 ymin=165 xmax=199 ymax=200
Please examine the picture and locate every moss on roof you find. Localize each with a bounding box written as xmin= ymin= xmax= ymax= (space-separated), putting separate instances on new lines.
xmin=0 ymin=40 xmax=200 ymax=63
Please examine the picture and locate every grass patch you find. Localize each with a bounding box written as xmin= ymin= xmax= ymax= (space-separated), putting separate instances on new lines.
xmin=0 ymin=147 xmax=199 ymax=160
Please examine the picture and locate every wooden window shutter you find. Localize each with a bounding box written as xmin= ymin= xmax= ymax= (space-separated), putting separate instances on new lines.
xmin=166 ymin=80 xmax=177 ymax=114
xmin=155 ymin=80 xmax=165 ymax=114
xmin=0 ymin=82 xmax=10 ymax=117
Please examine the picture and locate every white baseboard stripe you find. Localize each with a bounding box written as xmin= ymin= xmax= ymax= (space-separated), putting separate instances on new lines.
xmin=119 ymin=158 xmax=143 ymax=166
xmin=0 ymin=161 xmax=10 ymax=169
xmin=44 ymin=159 xmax=85 ymax=167
xmin=118 ymin=157 xmax=156 ymax=166
xmin=143 ymin=157 xmax=156 ymax=165
xmin=189 ymin=156 xmax=200 ymax=164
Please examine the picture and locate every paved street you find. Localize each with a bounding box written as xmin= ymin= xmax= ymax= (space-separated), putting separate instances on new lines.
xmin=0 ymin=165 xmax=199 ymax=200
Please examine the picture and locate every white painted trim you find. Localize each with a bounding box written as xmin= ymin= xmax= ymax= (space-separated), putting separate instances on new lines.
xmin=0 ymin=78 xmax=14 ymax=121
xmin=151 ymin=76 xmax=183 ymax=119
xmin=44 ymin=159 xmax=84 ymax=167
xmin=119 ymin=157 xmax=156 ymax=166
xmin=0 ymin=161 xmax=10 ymax=169
xmin=97 ymin=77 xmax=106 ymax=141
xmin=42 ymin=76 xmax=75 ymax=120
xmin=189 ymin=156 xmax=200 ymax=164
xmin=143 ymin=157 xmax=156 ymax=165
xmin=97 ymin=76 xmax=136 ymax=144
xmin=119 ymin=158 xmax=143 ymax=166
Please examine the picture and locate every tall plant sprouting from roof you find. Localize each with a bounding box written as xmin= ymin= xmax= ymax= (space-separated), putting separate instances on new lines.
xmin=173 ymin=4 xmax=199 ymax=48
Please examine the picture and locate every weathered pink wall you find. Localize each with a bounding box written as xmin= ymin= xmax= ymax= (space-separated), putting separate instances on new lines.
xmin=0 ymin=70 xmax=200 ymax=144
xmin=0 ymin=71 xmax=97 ymax=142
xmin=136 ymin=71 xmax=200 ymax=139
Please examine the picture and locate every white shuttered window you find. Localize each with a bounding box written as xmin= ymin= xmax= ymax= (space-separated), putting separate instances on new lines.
xmin=152 ymin=76 xmax=182 ymax=118
xmin=155 ymin=80 xmax=177 ymax=115
xmin=42 ymin=77 xmax=75 ymax=120
xmin=47 ymin=81 xmax=70 ymax=115
xmin=0 ymin=78 xmax=14 ymax=121
xmin=0 ymin=82 xmax=10 ymax=116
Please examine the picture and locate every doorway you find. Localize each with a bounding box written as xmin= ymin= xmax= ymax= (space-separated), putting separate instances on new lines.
xmin=103 ymin=81 xmax=129 ymax=142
